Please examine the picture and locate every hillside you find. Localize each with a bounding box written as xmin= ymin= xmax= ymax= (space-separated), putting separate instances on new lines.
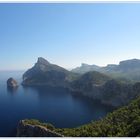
xmin=70 ymin=71 xmax=111 ymax=101
xmin=22 ymin=57 xmax=79 ymax=87
xmin=72 ymin=63 xmax=101 ymax=74
xmin=70 ymin=71 xmax=140 ymax=107
xmin=71 ymin=59 xmax=140 ymax=82
xmin=55 ymin=96 xmax=140 ymax=137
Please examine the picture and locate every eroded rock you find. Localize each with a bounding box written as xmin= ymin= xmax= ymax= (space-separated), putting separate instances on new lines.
xmin=17 ymin=120 xmax=63 ymax=137
xmin=7 ymin=78 xmax=18 ymax=88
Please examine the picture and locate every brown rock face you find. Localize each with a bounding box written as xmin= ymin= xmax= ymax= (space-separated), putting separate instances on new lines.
xmin=7 ymin=78 xmax=18 ymax=87
xmin=17 ymin=120 xmax=63 ymax=137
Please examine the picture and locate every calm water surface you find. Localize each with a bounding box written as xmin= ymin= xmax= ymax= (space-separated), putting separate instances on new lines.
xmin=0 ymin=71 xmax=114 ymax=136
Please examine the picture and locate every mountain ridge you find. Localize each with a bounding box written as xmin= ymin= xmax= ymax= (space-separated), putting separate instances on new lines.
xmin=22 ymin=57 xmax=140 ymax=107
xmin=22 ymin=57 xmax=79 ymax=87
xmin=71 ymin=58 xmax=140 ymax=82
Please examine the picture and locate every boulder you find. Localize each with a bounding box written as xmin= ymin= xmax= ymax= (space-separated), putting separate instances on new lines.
xmin=7 ymin=78 xmax=18 ymax=87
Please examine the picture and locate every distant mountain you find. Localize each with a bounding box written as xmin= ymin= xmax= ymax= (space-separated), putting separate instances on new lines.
xmin=22 ymin=57 xmax=78 ymax=87
xmin=72 ymin=63 xmax=101 ymax=74
xmin=119 ymin=59 xmax=140 ymax=71
xmin=71 ymin=59 xmax=140 ymax=82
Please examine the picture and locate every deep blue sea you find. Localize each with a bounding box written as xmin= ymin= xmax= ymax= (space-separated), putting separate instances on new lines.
xmin=0 ymin=71 xmax=114 ymax=136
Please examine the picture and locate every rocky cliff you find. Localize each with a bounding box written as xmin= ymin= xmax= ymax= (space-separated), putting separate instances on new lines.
xmin=17 ymin=120 xmax=63 ymax=137
xmin=70 ymin=71 xmax=140 ymax=107
xmin=22 ymin=57 xmax=78 ymax=87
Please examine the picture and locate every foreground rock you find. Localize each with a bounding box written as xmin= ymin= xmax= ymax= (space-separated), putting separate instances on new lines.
xmin=17 ymin=120 xmax=63 ymax=137
xmin=7 ymin=78 xmax=18 ymax=88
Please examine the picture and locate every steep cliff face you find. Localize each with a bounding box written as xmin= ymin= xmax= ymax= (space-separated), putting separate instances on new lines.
xmin=70 ymin=71 xmax=111 ymax=100
xmin=17 ymin=120 xmax=63 ymax=137
xmin=22 ymin=57 xmax=78 ymax=87
xmin=70 ymin=72 xmax=140 ymax=107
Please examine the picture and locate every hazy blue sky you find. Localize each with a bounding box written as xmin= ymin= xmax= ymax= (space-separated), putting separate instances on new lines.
xmin=0 ymin=3 xmax=140 ymax=70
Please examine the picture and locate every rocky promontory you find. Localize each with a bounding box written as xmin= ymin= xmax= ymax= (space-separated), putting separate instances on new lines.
xmin=17 ymin=120 xmax=63 ymax=137
xmin=22 ymin=57 xmax=78 ymax=87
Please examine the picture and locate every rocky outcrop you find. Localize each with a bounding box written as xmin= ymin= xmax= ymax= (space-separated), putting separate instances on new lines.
xmin=7 ymin=78 xmax=18 ymax=87
xmin=22 ymin=57 xmax=78 ymax=87
xmin=37 ymin=57 xmax=50 ymax=66
xmin=17 ymin=120 xmax=63 ymax=137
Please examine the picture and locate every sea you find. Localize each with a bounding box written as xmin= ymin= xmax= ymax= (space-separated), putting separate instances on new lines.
xmin=0 ymin=71 xmax=114 ymax=136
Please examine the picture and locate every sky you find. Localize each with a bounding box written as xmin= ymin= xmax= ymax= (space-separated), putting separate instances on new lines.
xmin=1 ymin=3 xmax=140 ymax=70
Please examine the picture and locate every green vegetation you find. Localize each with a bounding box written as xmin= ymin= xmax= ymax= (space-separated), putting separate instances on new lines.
xmin=72 ymin=59 xmax=140 ymax=83
xmin=24 ymin=96 xmax=140 ymax=137
xmin=24 ymin=119 xmax=55 ymax=131
xmin=70 ymin=71 xmax=140 ymax=107
xmin=55 ymin=96 xmax=140 ymax=137
xmin=76 ymin=71 xmax=111 ymax=85
xmin=70 ymin=71 xmax=111 ymax=93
